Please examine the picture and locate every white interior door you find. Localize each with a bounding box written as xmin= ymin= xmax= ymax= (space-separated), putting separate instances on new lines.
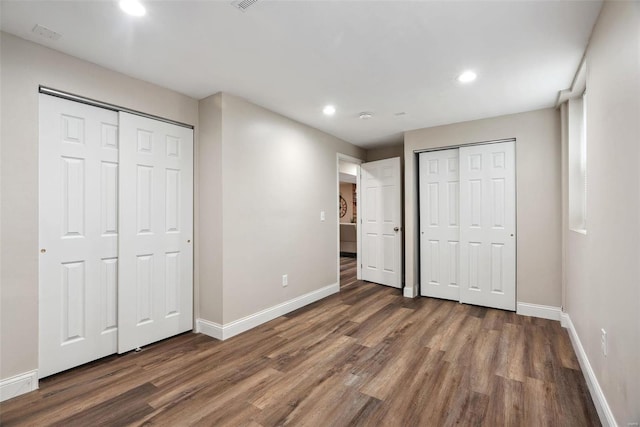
xmin=459 ymin=142 xmax=516 ymax=310
xmin=39 ymin=95 xmax=119 ymax=378
xmin=419 ymin=149 xmax=460 ymax=300
xmin=118 ymin=113 xmax=193 ymax=353
xmin=360 ymin=157 xmax=402 ymax=288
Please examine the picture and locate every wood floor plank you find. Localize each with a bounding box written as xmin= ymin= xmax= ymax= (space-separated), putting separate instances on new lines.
xmin=469 ymin=328 xmax=501 ymax=394
xmin=495 ymin=321 xmax=528 ymax=383
xmin=51 ymin=382 xmax=157 ymax=427
xmin=483 ymin=375 xmax=525 ymax=426
xmin=358 ymin=346 xmax=447 ymax=425
xmin=552 ymin=364 xmax=601 ymax=426
xmin=0 ymin=257 xmax=600 ymax=427
xmin=524 ymin=376 xmax=561 ymax=426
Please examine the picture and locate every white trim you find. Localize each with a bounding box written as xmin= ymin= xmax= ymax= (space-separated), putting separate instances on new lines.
xmin=516 ymin=302 xmax=561 ymax=321
xmin=195 ymin=318 xmax=223 ymax=340
xmin=556 ymin=57 xmax=586 ymax=106
xmin=560 ymin=312 xmax=570 ymax=328
xmin=0 ymin=370 xmax=38 ymax=402
xmin=197 ymin=283 xmax=339 ymax=341
xmin=403 ymin=286 xmax=417 ymax=298
xmin=561 ymin=313 xmax=617 ymax=427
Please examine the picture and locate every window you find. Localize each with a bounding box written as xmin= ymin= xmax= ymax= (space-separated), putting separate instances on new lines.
xmin=569 ymin=92 xmax=587 ymax=233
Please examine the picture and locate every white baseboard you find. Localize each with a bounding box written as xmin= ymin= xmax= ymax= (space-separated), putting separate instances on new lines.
xmin=516 ymin=302 xmax=561 ymax=321
xmin=197 ymin=282 xmax=339 ymax=341
xmin=403 ymin=286 xmax=417 ymax=298
xmin=561 ymin=312 xmax=617 ymax=427
xmin=0 ymin=370 xmax=38 ymax=402
xmin=195 ymin=318 xmax=223 ymax=340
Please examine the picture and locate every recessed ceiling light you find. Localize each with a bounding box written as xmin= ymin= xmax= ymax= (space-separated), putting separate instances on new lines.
xmin=358 ymin=112 xmax=373 ymax=120
xmin=323 ymin=105 xmax=336 ymax=116
xmin=119 ymin=0 xmax=146 ymax=16
xmin=457 ymin=70 xmax=477 ymax=83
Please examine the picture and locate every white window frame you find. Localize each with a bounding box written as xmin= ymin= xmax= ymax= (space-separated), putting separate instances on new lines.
xmin=568 ymin=92 xmax=587 ymax=234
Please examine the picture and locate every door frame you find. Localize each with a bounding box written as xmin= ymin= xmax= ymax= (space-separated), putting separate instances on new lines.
xmin=336 ymin=153 xmax=363 ymax=285
xmin=415 ymin=138 xmax=517 ymax=300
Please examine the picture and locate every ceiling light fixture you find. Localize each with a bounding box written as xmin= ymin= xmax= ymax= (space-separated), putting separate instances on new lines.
xmin=358 ymin=112 xmax=373 ymax=120
xmin=457 ymin=70 xmax=477 ymax=83
xmin=323 ymin=105 xmax=336 ymax=116
xmin=119 ymin=0 xmax=146 ymax=16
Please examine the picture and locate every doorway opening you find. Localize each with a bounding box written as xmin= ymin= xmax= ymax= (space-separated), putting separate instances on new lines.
xmin=337 ymin=155 xmax=361 ymax=288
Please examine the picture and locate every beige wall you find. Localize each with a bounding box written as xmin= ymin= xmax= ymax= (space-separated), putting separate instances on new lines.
xmin=339 ymin=182 xmax=355 ymax=224
xmin=0 ymin=32 xmax=364 ymax=382
xmin=199 ymin=93 xmax=364 ymax=324
xmin=564 ymin=1 xmax=640 ymax=424
xmin=197 ymin=94 xmax=224 ymax=323
xmin=366 ymin=144 xmax=404 ymax=164
xmin=404 ymin=108 xmax=562 ymax=306
xmin=0 ymin=33 xmax=199 ymax=380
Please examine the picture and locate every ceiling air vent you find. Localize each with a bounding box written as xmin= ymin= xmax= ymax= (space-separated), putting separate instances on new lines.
xmin=32 ymin=24 xmax=62 ymax=41
xmin=231 ymin=0 xmax=259 ymax=12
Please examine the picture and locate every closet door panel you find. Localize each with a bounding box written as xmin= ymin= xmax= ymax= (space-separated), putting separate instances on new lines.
xmin=419 ymin=149 xmax=460 ymax=300
xmin=39 ymin=95 xmax=118 ymax=378
xmin=459 ymin=142 xmax=516 ymax=311
xmin=118 ymin=113 xmax=193 ymax=353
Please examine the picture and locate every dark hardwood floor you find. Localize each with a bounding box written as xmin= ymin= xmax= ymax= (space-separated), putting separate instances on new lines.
xmin=0 ymin=257 xmax=599 ymax=426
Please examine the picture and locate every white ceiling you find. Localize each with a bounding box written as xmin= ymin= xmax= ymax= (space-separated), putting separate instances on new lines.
xmin=0 ymin=0 xmax=601 ymax=148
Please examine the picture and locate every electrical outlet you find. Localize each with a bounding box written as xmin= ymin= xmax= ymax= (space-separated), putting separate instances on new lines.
xmin=601 ymin=328 xmax=607 ymax=357
xmin=320 ymin=211 xmax=325 ymax=221
xmin=282 ymin=274 xmax=288 ymax=287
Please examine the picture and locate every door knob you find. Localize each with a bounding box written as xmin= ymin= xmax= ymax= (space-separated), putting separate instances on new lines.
xmin=394 ymin=227 xmax=400 ymax=232
xmin=40 ymin=248 xmax=47 ymax=254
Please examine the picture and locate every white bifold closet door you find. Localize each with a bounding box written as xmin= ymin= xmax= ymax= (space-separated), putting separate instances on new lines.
xmin=39 ymin=95 xmax=193 ymax=377
xmin=117 ymin=113 xmax=193 ymax=353
xmin=419 ymin=141 xmax=516 ymax=311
